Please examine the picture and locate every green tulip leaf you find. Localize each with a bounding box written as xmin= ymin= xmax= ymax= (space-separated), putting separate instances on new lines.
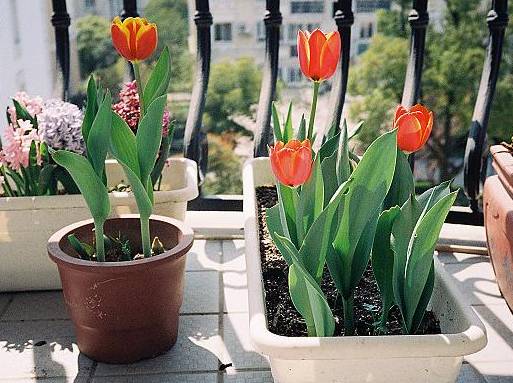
xmin=137 ymin=94 xmax=167 ymax=187
xmin=283 ymin=103 xmax=294 ymax=143
xmin=298 ymin=114 xmax=306 ymax=141
xmin=111 ymin=112 xmax=140 ymax=177
xmin=277 ymin=183 xmax=299 ymax=248
xmin=391 ymin=189 xmax=457 ymax=333
xmin=296 ymin=154 xmax=324 ymax=241
xmin=51 ymin=150 xmax=110 ymax=223
xmin=82 ymin=76 xmax=98 ymax=147
xmin=274 ymin=233 xmax=335 ymax=337
xmin=372 ymin=206 xmax=401 ymax=325
xmin=383 ymin=149 xmax=414 ymax=210
xmin=271 ymin=102 xmax=282 ymax=142
xmin=328 ymin=130 xmax=398 ymax=299
xmin=86 ymin=90 xmax=112 ymax=183
xmin=143 ymin=46 xmax=171 ymax=108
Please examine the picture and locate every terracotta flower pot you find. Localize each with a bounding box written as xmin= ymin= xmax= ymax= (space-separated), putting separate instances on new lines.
xmin=47 ymin=214 xmax=194 ymax=364
xmin=484 ymin=145 xmax=513 ymax=313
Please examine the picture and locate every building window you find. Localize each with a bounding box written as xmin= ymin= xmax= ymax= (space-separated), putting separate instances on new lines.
xmin=287 ymin=67 xmax=303 ymax=83
xmin=256 ymin=22 xmax=265 ymax=41
xmin=291 ymin=1 xmax=324 ymax=14
xmin=9 ymin=0 xmax=20 ymax=46
xmin=358 ymin=42 xmax=369 ymax=55
xmin=287 ymin=23 xmax=320 ymax=41
xmin=85 ymin=0 xmax=96 ymax=9
xmin=214 ymin=23 xmax=232 ymax=41
xmin=359 ymin=23 xmax=374 ymax=39
xmin=356 ymin=0 xmax=391 ymax=13
xmin=290 ymin=45 xmax=298 ymax=57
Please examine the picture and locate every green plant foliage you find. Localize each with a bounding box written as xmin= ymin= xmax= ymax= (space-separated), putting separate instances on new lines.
xmin=372 ymin=206 xmax=400 ymax=332
xmin=76 ymin=15 xmax=119 ymax=78
xmin=327 ymin=130 xmax=398 ymax=334
xmin=383 ymin=149 xmax=414 ymax=210
xmin=391 ymin=183 xmax=457 ymax=334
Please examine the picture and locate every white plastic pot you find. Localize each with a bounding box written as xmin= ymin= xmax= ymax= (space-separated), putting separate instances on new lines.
xmin=243 ymin=157 xmax=487 ymax=383
xmin=0 ymin=158 xmax=198 ymax=291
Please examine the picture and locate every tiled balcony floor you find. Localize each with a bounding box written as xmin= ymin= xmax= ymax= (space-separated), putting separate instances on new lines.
xmin=0 ymin=214 xmax=512 ymax=382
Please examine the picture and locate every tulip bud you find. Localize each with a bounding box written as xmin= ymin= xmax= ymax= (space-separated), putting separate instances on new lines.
xmin=297 ymin=29 xmax=341 ymax=82
xmin=394 ymin=104 xmax=433 ymax=153
xmin=111 ymin=17 xmax=158 ymax=62
xmin=269 ymin=139 xmax=313 ymax=187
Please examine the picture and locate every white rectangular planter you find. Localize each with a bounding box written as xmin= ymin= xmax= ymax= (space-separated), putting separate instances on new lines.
xmin=0 ymin=158 xmax=198 ymax=292
xmin=243 ymin=157 xmax=487 ymax=383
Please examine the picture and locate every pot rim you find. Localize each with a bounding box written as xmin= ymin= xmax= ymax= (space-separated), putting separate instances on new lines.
xmin=0 ymin=158 xmax=199 ymax=210
xmin=243 ymin=157 xmax=487 ymax=360
xmin=47 ymin=214 xmax=194 ymax=272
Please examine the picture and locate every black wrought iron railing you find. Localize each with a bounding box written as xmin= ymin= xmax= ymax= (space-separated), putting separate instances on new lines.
xmin=50 ymin=0 xmax=509 ymax=224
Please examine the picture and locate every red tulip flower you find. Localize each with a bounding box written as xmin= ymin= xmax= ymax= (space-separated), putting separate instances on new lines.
xmin=270 ymin=140 xmax=313 ymax=187
xmin=297 ymin=29 xmax=341 ymax=82
xmin=111 ymin=16 xmax=158 ymax=62
xmin=395 ymin=104 xmax=434 ymax=153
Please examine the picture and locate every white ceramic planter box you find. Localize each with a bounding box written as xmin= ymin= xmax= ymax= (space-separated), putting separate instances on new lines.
xmin=243 ymin=157 xmax=487 ymax=383
xmin=0 ymin=158 xmax=198 ymax=292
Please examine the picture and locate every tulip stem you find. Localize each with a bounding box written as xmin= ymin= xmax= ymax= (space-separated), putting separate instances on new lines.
xmin=342 ymin=295 xmax=355 ymax=336
xmin=307 ymin=81 xmax=320 ymax=141
xmin=94 ymin=220 xmax=105 ymax=262
xmin=133 ymin=62 xmax=145 ymax=116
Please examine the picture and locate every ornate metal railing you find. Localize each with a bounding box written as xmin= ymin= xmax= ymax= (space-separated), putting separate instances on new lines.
xmin=50 ymin=0 xmax=509 ymax=223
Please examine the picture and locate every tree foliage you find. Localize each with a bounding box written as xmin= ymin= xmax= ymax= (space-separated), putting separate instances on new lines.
xmin=76 ymin=15 xmax=119 ymax=78
xmin=204 ymin=58 xmax=262 ymax=134
xmin=349 ymin=0 xmax=513 ymax=181
xmin=143 ymin=0 xmax=193 ymax=91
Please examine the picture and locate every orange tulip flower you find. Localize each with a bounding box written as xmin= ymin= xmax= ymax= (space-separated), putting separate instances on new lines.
xmin=297 ymin=29 xmax=341 ymax=82
xmin=394 ymin=104 xmax=433 ymax=153
xmin=111 ymin=16 xmax=157 ymax=62
xmin=269 ymin=140 xmax=313 ymax=187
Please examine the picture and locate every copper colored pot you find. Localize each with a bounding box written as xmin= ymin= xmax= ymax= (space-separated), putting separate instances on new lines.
xmin=484 ymin=145 xmax=513 ymax=313
xmin=47 ymin=214 xmax=194 ymax=363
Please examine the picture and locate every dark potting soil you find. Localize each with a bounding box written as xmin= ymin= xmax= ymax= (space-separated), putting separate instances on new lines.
xmin=256 ymin=185 xmax=442 ymax=337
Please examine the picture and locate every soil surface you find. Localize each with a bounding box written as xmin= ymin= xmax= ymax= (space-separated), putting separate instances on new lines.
xmin=256 ymin=185 xmax=441 ymax=337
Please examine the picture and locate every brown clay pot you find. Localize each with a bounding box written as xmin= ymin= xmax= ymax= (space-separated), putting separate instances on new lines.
xmin=47 ymin=214 xmax=194 ymax=364
xmin=484 ymin=145 xmax=513 ymax=313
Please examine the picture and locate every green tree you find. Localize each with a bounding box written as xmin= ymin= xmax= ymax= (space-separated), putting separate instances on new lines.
xmin=204 ymin=57 xmax=262 ymax=134
xmin=76 ymin=15 xmax=119 ymax=78
xmin=349 ymin=0 xmax=513 ymax=181
xmin=203 ymin=133 xmax=243 ymax=195
xmin=144 ymin=0 xmax=193 ymax=91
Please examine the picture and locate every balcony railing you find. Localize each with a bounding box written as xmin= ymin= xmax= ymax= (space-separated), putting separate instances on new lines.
xmin=50 ymin=0 xmax=509 ymax=224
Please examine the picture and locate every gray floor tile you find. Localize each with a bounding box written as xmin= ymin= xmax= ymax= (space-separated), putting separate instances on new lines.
xmin=223 ymin=271 xmax=248 ymax=313
xmin=0 ymin=294 xmax=12 ymax=318
xmin=186 ymin=240 xmax=222 ymax=271
xmin=95 ymin=315 xmax=221 ymax=376
xmin=466 ymin=304 xmax=513 ymax=364
xmin=437 ymin=251 xmax=489 ymax=265
xmin=471 ymin=361 xmax=513 ymax=382
xmin=442 ymin=261 xmax=505 ymax=306
xmin=0 ymin=320 xmax=92 ymax=380
xmin=222 ymin=240 xmax=246 ymax=272
xmin=222 ymin=313 xmax=268 ymax=369
xmin=93 ymin=372 xmax=217 ymax=382
xmin=458 ymin=363 xmax=487 ymax=383
xmin=224 ymin=370 xmax=274 ymax=383
xmin=181 ymin=272 xmax=219 ymax=314
xmin=2 ymin=292 xmax=68 ymax=321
